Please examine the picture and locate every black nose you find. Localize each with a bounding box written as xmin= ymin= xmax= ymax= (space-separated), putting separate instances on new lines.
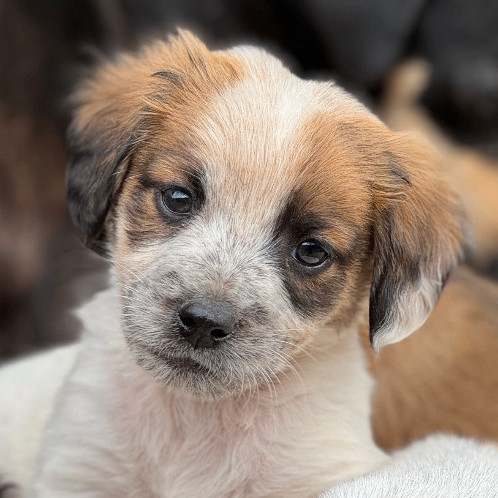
xmin=177 ymin=300 xmax=235 ymax=349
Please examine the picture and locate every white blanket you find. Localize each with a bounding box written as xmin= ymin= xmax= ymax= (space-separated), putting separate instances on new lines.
xmin=323 ymin=434 xmax=498 ymax=498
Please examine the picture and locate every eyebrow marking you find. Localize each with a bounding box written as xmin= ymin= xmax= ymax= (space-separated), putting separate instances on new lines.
xmin=138 ymin=163 xmax=206 ymax=206
xmin=273 ymin=190 xmax=329 ymax=240
xmin=273 ymin=188 xmax=368 ymax=266
xmin=384 ymin=150 xmax=411 ymax=186
xmin=139 ymin=174 xmax=169 ymax=191
xmin=151 ymin=71 xmax=183 ymax=85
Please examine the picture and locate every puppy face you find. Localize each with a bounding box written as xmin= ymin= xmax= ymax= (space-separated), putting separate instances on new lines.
xmin=67 ymin=32 xmax=465 ymax=398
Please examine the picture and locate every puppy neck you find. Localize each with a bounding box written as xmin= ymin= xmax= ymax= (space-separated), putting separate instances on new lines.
xmin=73 ymin=283 xmax=385 ymax=493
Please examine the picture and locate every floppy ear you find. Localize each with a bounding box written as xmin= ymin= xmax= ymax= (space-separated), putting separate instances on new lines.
xmin=65 ymin=54 xmax=151 ymax=254
xmin=66 ymin=124 xmax=137 ymax=255
xmin=369 ymin=132 xmax=465 ymax=352
xmin=66 ymin=30 xmax=211 ymax=254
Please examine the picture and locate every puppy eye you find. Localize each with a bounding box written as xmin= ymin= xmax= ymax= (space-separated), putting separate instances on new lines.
xmin=292 ymin=240 xmax=330 ymax=267
xmin=161 ymin=187 xmax=193 ymax=215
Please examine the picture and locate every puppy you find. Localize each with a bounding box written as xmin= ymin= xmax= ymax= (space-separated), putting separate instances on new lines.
xmin=0 ymin=31 xmax=466 ymax=496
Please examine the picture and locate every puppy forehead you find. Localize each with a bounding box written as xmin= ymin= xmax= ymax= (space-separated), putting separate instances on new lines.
xmin=186 ymin=47 xmax=373 ymax=217
xmin=139 ymin=45 xmax=375 ymax=234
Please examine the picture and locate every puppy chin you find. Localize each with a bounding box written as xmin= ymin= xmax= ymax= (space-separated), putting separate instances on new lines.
xmin=130 ymin=345 xmax=241 ymax=399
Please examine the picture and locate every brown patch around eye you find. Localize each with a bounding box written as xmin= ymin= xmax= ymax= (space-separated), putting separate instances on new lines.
xmin=280 ymin=242 xmax=372 ymax=322
xmin=283 ymin=265 xmax=347 ymax=317
xmin=119 ymin=162 xmax=206 ymax=248
xmin=114 ymin=128 xmax=209 ymax=241
xmin=122 ymin=181 xmax=168 ymax=247
xmin=68 ymin=30 xmax=244 ymax=254
xmin=272 ymin=113 xmax=380 ymax=322
xmin=273 ymin=189 xmax=371 ymax=319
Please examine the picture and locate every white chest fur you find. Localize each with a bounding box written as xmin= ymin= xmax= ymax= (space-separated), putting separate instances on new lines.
xmin=32 ymin=288 xmax=386 ymax=497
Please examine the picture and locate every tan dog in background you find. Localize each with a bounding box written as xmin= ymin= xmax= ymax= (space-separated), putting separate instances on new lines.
xmin=0 ymin=32 xmax=496 ymax=497
xmin=367 ymin=61 xmax=498 ymax=450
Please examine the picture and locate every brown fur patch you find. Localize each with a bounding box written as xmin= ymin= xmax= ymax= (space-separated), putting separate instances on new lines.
xmin=334 ymin=116 xmax=464 ymax=345
xmin=292 ymin=112 xmax=465 ymax=341
xmin=114 ymin=36 xmax=245 ymax=256
xmin=381 ymin=59 xmax=498 ymax=272
xmin=278 ymin=114 xmax=376 ymax=328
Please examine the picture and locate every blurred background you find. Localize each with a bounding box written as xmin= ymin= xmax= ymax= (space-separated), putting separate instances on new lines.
xmin=1 ymin=0 xmax=497 ymax=361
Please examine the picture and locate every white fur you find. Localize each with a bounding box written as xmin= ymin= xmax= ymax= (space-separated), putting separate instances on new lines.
xmin=322 ymin=434 xmax=498 ymax=497
xmin=19 ymin=284 xmax=387 ymax=497
xmin=0 ymin=344 xmax=79 ymax=493
xmin=372 ymin=273 xmax=442 ymax=352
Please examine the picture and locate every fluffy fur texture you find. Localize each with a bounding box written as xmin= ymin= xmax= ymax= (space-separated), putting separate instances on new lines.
xmin=65 ymin=31 xmax=464 ymax=393
xmin=0 ymin=345 xmax=79 ymax=495
xmin=322 ymin=434 xmax=498 ymax=498
xmin=30 ymin=289 xmax=386 ymax=497
xmin=0 ymin=31 xmax=470 ymax=496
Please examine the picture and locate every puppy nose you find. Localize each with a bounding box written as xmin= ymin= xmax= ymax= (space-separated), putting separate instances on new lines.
xmin=177 ymin=301 xmax=234 ymax=349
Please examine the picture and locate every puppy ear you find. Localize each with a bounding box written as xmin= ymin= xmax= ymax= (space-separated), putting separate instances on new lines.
xmin=66 ymin=30 xmax=210 ymax=254
xmin=65 ymin=50 xmax=154 ymax=254
xmin=66 ymin=126 xmax=136 ymax=255
xmin=369 ymin=133 xmax=465 ymax=352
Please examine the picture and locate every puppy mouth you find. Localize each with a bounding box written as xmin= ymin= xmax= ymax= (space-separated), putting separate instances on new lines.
xmin=148 ymin=348 xmax=213 ymax=375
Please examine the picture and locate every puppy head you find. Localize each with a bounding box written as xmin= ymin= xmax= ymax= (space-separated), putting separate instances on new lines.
xmin=67 ymin=32 xmax=464 ymax=397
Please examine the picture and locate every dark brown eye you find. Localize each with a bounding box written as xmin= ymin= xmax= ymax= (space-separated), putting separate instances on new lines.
xmin=292 ymin=240 xmax=330 ymax=267
xmin=161 ymin=187 xmax=193 ymax=215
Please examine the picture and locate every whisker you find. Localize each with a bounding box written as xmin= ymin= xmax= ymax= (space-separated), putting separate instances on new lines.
xmin=278 ymin=339 xmax=319 ymax=363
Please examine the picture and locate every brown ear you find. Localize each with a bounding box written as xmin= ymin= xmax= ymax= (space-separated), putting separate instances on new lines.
xmin=66 ymin=30 xmax=210 ymax=254
xmin=369 ymin=131 xmax=465 ymax=352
